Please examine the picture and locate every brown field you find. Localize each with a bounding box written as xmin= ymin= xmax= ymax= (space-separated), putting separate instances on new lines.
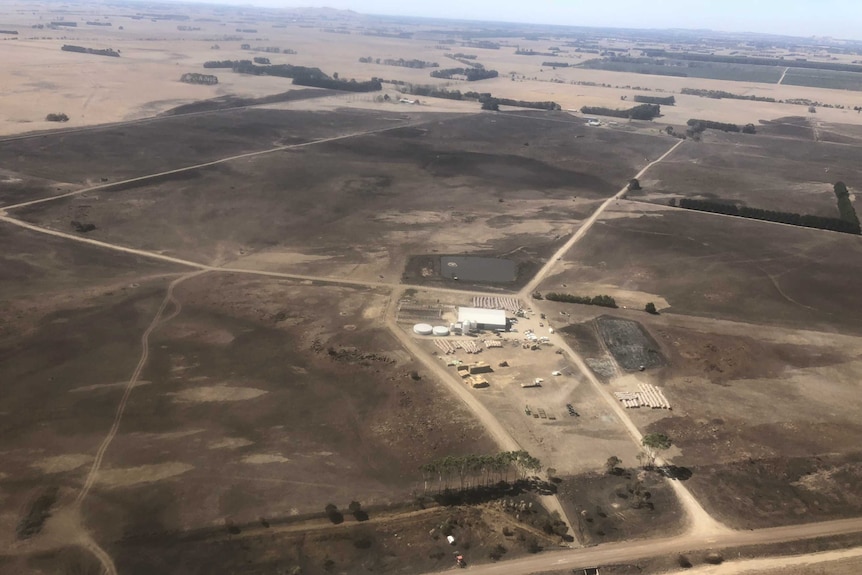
xmin=8 ymin=111 xmax=669 ymax=282
xmin=634 ymin=124 xmax=862 ymax=217
xmin=542 ymin=205 xmax=862 ymax=528
xmin=545 ymin=204 xmax=862 ymax=333
xmin=5 ymin=1 xmax=862 ymax=573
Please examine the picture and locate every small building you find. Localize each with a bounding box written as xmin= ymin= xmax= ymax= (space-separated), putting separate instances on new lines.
xmin=466 ymin=375 xmax=489 ymax=388
xmin=457 ymin=307 xmax=507 ymax=332
xmin=468 ymin=362 xmax=492 ymax=375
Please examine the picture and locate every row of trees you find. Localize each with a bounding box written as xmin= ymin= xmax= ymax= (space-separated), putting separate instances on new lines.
xmin=61 ymin=44 xmax=119 ymax=57
xmin=180 ymin=73 xmax=218 ymax=85
xmin=430 ymin=67 xmax=499 ymax=81
xmin=294 ymin=75 xmax=381 ymax=92
xmin=675 ymin=198 xmax=861 ymax=235
xmin=687 ymin=118 xmax=756 ymax=134
xmin=446 ymin=53 xmax=484 ymax=68
xmin=634 ymin=94 xmax=675 ymax=105
xmin=206 ymin=60 xmax=383 ymax=92
xmin=542 ymin=293 xmax=618 ymax=308
xmin=681 ymin=87 xmax=777 ymax=103
xmin=833 ymin=181 xmax=861 ymax=229
xmin=480 ymin=95 xmax=560 ymax=111
xmin=581 ymin=103 xmax=661 ymax=121
xmin=605 ymin=433 xmax=672 ymax=475
xmin=419 ymin=451 xmax=542 ymax=493
xmin=392 ymin=85 xmax=559 ymax=110
xmin=358 ymin=56 xmax=439 ymax=68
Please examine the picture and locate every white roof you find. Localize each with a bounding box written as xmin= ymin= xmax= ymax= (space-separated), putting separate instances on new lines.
xmin=458 ymin=307 xmax=506 ymax=326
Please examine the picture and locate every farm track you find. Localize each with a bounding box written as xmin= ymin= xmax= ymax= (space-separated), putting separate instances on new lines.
xmin=518 ymin=136 xmax=728 ymax=537
xmin=1 ymin=119 xmax=432 ymax=212
xmin=5 ymin=106 xmax=862 ymax=574
xmin=426 ymin=516 xmax=862 ymax=575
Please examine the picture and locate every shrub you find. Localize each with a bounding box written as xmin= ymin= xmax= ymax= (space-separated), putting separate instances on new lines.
xmin=677 ymin=554 xmax=693 ymax=568
xmin=705 ymin=553 xmax=724 ymax=565
xmin=46 ymin=113 xmax=69 ymax=122
xmin=324 ymin=503 xmax=343 ymax=524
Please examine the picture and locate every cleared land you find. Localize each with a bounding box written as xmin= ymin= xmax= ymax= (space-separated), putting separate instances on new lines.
xmin=634 ymin=125 xmax=862 ymax=218
xmin=0 ymin=243 xmax=498 ymax=571
xmin=545 ymin=203 xmax=862 ymax=333
xmin=5 ymin=1 xmax=862 ymax=573
xmin=9 ymin=111 xmax=669 ymax=281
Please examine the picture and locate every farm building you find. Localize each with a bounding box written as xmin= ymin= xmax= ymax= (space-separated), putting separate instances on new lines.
xmin=457 ymin=307 xmax=507 ymax=331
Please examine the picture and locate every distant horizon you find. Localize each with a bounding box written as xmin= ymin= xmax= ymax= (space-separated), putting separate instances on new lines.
xmin=168 ymin=0 xmax=862 ymax=42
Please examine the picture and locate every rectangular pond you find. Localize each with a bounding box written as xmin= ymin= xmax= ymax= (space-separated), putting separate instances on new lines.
xmin=440 ymin=256 xmax=517 ymax=283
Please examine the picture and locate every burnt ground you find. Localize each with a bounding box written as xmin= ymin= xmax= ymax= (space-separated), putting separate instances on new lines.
xmin=0 ymin=107 xmax=449 ymax=199
xmin=159 ymin=87 xmax=331 ymax=116
xmin=594 ymin=316 xmax=666 ymax=372
xmin=0 ymin=233 xmax=495 ymax=570
xmin=547 ymin=203 xmax=862 ymax=335
xmin=632 ymin=127 xmax=862 ymax=218
xmin=14 ymin=502 xmax=566 ymax=575
xmin=603 ymin=316 xmax=862 ymax=529
xmin=557 ymin=469 xmax=684 ymax=545
xmin=552 ymin=533 xmax=862 ymax=575
xmin=9 ymin=111 xmax=669 ymax=282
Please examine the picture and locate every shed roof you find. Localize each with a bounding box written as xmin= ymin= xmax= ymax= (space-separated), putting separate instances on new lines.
xmin=458 ymin=307 xmax=506 ymax=326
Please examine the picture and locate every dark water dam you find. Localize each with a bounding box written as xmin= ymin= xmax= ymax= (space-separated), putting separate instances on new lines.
xmin=440 ymin=256 xmax=517 ymax=283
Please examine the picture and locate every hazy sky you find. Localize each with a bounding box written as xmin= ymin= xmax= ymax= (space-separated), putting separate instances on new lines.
xmin=183 ymin=0 xmax=862 ymax=40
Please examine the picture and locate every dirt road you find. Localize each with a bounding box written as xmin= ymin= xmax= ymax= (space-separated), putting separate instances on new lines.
xmin=382 ymin=290 xmax=576 ymax=537
xmin=2 ymin=120 xmax=429 ymax=212
xmin=427 ymin=517 xmax=862 ymax=575
xmin=511 ymin=135 xmax=725 ymax=535
xmin=520 ymin=138 xmax=686 ymax=298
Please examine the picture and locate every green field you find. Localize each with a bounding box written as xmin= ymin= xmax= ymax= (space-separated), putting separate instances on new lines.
xmin=782 ymin=67 xmax=862 ymax=91
xmin=581 ymin=58 xmax=784 ymax=83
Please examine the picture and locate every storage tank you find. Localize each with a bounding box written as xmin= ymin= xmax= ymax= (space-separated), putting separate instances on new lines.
xmin=432 ymin=326 xmax=450 ymax=336
xmin=413 ymin=323 xmax=433 ymax=336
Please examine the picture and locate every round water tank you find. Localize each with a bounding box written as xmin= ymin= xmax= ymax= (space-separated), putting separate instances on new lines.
xmin=413 ymin=323 xmax=433 ymax=336
xmin=432 ymin=326 xmax=450 ymax=336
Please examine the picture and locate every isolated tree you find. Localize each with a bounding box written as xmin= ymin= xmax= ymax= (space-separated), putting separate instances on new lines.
xmin=545 ymin=467 xmax=557 ymax=481
xmin=324 ymin=503 xmax=343 ymax=524
xmin=645 ymin=302 xmax=658 ymax=315
xmin=628 ymin=178 xmax=641 ymax=191
xmin=742 ymin=123 xmax=756 ymax=134
xmin=641 ymin=433 xmax=672 ymax=468
xmin=348 ymin=500 xmax=368 ymax=521
xmin=605 ymin=455 xmax=622 ymax=475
